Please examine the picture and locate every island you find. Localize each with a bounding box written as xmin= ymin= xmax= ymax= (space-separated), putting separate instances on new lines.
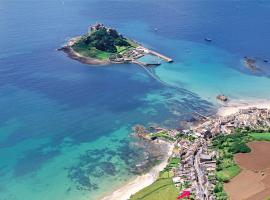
xmin=59 ymin=23 xmax=173 ymax=66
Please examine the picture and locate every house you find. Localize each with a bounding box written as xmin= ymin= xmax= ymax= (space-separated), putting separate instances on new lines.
xmin=200 ymin=154 xmax=212 ymax=162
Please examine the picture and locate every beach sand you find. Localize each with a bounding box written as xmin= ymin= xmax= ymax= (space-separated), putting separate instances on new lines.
xmin=217 ymin=99 xmax=270 ymax=117
xmin=100 ymin=141 xmax=174 ymax=200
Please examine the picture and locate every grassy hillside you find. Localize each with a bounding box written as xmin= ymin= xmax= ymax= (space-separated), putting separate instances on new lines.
xmin=129 ymin=178 xmax=178 ymax=200
xmin=129 ymin=158 xmax=180 ymax=200
xmin=71 ymin=25 xmax=137 ymax=60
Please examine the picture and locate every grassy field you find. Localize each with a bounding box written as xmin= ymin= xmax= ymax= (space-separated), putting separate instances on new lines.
xmin=73 ymin=44 xmax=134 ymax=61
xmin=249 ymin=132 xmax=270 ymax=141
xmin=116 ymin=45 xmax=133 ymax=53
xmin=149 ymin=131 xmax=175 ymax=142
xmin=216 ymin=165 xmax=241 ymax=182
xmin=126 ymin=39 xmax=139 ymax=48
xmin=129 ymin=178 xmax=179 ymax=200
xmin=72 ymin=44 xmax=111 ymax=60
xmin=129 ymin=157 xmax=180 ymax=200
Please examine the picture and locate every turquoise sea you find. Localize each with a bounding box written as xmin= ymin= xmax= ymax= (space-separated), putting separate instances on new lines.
xmin=1 ymin=0 xmax=270 ymax=200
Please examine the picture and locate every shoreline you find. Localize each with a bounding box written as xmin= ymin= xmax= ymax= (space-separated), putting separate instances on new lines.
xmin=99 ymin=141 xmax=174 ymax=200
xmin=59 ymin=45 xmax=111 ymax=65
xmin=100 ymin=98 xmax=270 ymax=200
xmin=59 ymin=33 xmax=173 ymax=67
xmin=217 ymin=98 xmax=270 ymax=117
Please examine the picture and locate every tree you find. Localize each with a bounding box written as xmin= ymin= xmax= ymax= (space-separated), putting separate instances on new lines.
xmin=115 ymin=38 xmax=130 ymax=46
xmin=78 ymin=25 xmax=131 ymax=53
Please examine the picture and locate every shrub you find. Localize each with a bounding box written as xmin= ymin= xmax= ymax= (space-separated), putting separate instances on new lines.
xmin=231 ymin=142 xmax=251 ymax=154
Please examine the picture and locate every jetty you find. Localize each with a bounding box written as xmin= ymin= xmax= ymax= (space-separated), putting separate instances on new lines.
xmin=131 ymin=59 xmax=161 ymax=67
xmin=148 ymin=49 xmax=173 ymax=63
xmin=193 ymin=111 xmax=209 ymax=120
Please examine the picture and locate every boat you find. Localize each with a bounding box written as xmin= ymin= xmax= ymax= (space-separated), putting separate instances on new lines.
xmin=205 ymin=38 xmax=212 ymax=42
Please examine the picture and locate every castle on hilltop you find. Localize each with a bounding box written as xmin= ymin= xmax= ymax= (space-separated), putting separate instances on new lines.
xmin=88 ymin=23 xmax=117 ymax=35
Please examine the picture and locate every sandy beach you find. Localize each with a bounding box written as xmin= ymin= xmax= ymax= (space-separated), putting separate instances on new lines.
xmin=100 ymin=141 xmax=174 ymax=200
xmin=217 ymin=99 xmax=270 ymax=117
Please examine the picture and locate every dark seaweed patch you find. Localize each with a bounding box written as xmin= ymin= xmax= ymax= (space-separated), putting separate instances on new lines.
xmin=67 ymin=138 xmax=169 ymax=191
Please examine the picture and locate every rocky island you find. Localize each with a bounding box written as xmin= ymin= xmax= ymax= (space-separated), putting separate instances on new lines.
xmin=59 ymin=23 xmax=173 ymax=66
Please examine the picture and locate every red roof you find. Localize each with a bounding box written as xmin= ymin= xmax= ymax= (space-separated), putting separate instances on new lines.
xmin=177 ymin=191 xmax=190 ymax=199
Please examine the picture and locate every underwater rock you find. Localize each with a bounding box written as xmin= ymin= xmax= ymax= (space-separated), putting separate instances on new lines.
xmin=216 ymin=94 xmax=228 ymax=102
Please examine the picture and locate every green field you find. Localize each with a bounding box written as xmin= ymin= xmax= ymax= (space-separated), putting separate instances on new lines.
xmin=72 ymin=44 xmax=111 ymax=60
xmin=116 ymin=46 xmax=130 ymax=53
xmin=216 ymin=165 xmax=241 ymax=182
xmin=72 ymin=44 xmax=134 ymax=61
xmin=129 ymin=157 xmax=180 ymax=200
xmin=126 ymin=39 xmax=139 ymax=48
xmin=149 ymin=131 xmax=175 ymax=141
xmin=129 ymin=178 xmax=179 ymax=200
xmin=249 ymin=132 xmax=270 ymax=141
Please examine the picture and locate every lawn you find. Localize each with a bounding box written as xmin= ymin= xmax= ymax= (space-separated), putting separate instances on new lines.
xmin=72 ymin=45 xmax=111 ymax=60
xmin=116 ymin=45 xmax=132 ymax=53
xmin=168 ymin=157 xmax=181 ymax=168
xmin=216 ymin=165 xmax=241 ymax=182
xmin=160 ymin=157 xmax=181 ymax=178
xmin=73 ymin=44 xmax=134 ymax=61
xmin=149 ymin=131 xmax=175 ymax=141
xmin=249 ymin=133 xmax=270 ymax=141
xmin=129 ymin=178 xmax=179 ymax=200
xmin=130 ymin=157 xmax=180 ymax=200
xmin=126 ymin=38 xmax=139 ymax=48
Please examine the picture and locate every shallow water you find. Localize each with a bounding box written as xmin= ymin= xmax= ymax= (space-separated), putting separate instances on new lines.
xmin=0 ymin=0 xmax=270 ymax=199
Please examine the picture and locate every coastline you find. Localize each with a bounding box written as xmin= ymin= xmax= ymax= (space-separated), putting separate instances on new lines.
xmin=59 ymin=31 xmax=173 ymax=67
xmin=100 ymin=141 xmax=174 ymax=200
xmin=59 ymin=45 xmax=111 ymax=65
xmin=217 ymin=99 xmax=270 ymax=117
xmin=99 ymin=98 xmax=270 ymax=200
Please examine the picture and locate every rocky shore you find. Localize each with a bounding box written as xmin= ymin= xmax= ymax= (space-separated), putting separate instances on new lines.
xmin=59 ymin=44 xmax=110 ymax=65
xmin=100 ymin=140 xmax=174 ymax=200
